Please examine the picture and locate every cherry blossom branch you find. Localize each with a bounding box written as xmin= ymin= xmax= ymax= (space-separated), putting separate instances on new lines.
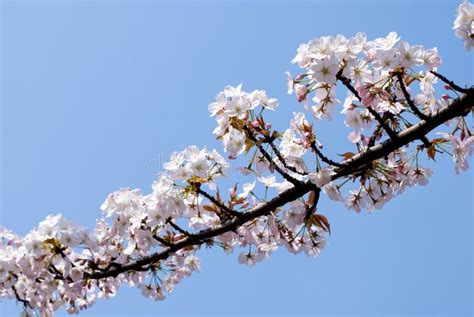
xmin=87 ymin=88 xmax=473 ymax=281
xmin=5 ymin=11 xmax=474 ymax=312
xmin=334 ymin=88 xmax=473 ymax=178
xmin=430 ymin=70 xmax=470 ymax=93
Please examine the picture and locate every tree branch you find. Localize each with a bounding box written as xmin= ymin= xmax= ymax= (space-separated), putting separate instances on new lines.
xmin=87 ymin=88 xmax=473 ymax=280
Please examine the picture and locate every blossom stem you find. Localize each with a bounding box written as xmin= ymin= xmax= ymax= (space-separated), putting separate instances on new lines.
xmin=265 ymin=135 xmax=307 ymax=175
xmin=152 ymin=234 xmax=174 ymax=247
xmin=244 ymin=125 xmax=301 ymax=185
xmin=166 ymin=218 xmax=193 ymax=237
xmin=395 ymin=72 xmax=430 ymax=121
xmin=336 ymin=69 xmax=399 ymax=140
xmin=309 ymin=141 xmax=344 ymax=167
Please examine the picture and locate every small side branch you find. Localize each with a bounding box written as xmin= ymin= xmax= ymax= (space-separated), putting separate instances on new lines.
xmin=395 ymin=72 xmax=429 ymax=120
xmin=430 ymin=70 xmax=469 ymax=93
xmin=265 ymin=135 xmax=307 ymax=175
xmin=166 ymin=218 xmax=193 ymax=237
xmin=368 ymin=123 xmax=384 ymax=147
xmin=305 ymin=187 xmax=321 ymax=219
xmin=336 ymin=69 xmax=361 ymax=100
xmin=336 ymin=70 xmax=398 ymax=140
xmin=394 ymin=73 xmax=431 ymax=148
xmin=244 ymin=125 xmax=301 ymax=185
xmin=196 ymin=188 xmax=241 ymax=218
xmin=152 ymin=234 xmax=174 ymax=247
xmin=12 ymin=285 xmax=31 ymax=309
xmin=366 ymin=107 xmax=399 ymax=140
xmin=310 ymin=142 xmax=344 ymax=167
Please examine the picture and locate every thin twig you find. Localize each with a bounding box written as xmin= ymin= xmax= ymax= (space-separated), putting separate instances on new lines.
xmin=166 ymin=218 xmax=193 ymax=237
xmin=368 ymin=123 xmax=383 ymax=147
xmin=244 ymin=125 xmax=301 ymax=185
xmin=336 ymin=70 xmax=398 ymax=140
xmin=12 ymin=286 xmax=31 ymax=309
xmin=196 ymin=188 xmax=241 ymax=218
xmin=264 ymin=135 xmax=307 ymax=175
xmin=430 ymin=70 xmax=469 ymax=93
xmin=366 ymin=107 xmax=399 ymax=140
xmin=395 ymin=72 xmax=429 ymax=120
xmin=336 ymin=68 xmax=361 ymax=100
xmin=310 ymin=142 xmax=344 ymax=167
xmin=305 ymin=187 xmax=321 ymax=219
xmin=152 ymin=234 xmax=174 ymax=247
xmin=394 ymin=73 xmax=431 ymax=147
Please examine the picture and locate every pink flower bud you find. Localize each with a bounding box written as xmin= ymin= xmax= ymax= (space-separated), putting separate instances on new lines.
xmin=295 ymin=84 xmax=308 ymax=103
xmin=295 ymin=73 xmax=306 ymax=81
xmin=348 ymin=131 xmax=362 ymax=144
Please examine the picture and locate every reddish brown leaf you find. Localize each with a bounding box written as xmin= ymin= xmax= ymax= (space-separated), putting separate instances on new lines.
xmin=307 ymin=190 xmax=316 ymax=207
xmin=202 ymin=205 xmax=216 ymax=212
xmin=308 ymin=214 xmax=331 ymax=234
xmin=337 ymin=152 xmax=355 ymax=160
xmin=427 ymin=146 xmax=436 ymax=161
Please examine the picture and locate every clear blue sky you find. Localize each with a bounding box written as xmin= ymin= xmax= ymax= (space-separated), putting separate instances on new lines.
xmin=1 ymin=0 xmax=472 ymax=316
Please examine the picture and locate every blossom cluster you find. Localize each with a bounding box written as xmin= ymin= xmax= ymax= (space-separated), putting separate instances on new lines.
xmin=0 ymin=144 xmax=328 ymax=316
xmin=208 ymin=84 xmax=278 ymax=159
xmin=285 ymin=30 xmax=473 ymax=210
xmin=288 ymin=31 xmax=444 ymax=125
xmin=453 ymin=1 xmax=474 ymax=51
